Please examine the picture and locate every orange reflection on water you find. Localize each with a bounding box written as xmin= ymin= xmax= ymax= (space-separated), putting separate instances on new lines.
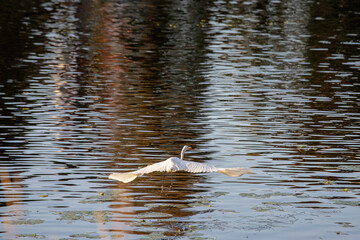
xmin=0 ymin=170 xmax=25 ymax=239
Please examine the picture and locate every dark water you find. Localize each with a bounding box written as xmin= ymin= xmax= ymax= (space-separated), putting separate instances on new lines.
xmin=1 ymin=0 xmax=360 ymax=239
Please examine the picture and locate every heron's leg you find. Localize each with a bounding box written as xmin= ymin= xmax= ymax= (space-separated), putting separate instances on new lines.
xmin=169 ymin=171 xmax=173 ymax=190
xmin=161 ymin=172 xmax=165 ymax=191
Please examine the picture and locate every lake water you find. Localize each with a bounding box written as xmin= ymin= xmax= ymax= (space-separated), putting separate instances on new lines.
xmin=0 ymin=0 xmax=360 ymax=239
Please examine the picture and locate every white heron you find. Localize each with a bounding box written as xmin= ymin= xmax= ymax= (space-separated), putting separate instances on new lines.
xmin=109 ymin=146 xmax=252 ymax=185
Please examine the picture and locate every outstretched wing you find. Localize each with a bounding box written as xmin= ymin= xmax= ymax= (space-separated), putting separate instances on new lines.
xmin=216 ymin=167 xmax=252 ymax=177
xmin=108 ymin=159 xmax=170 ymax=183
xmin=109 ymin=172 xmax=138 ymax=183
xmin=180 ymin=160 xmax=218 ymax=173
xmin=132 ymin=159 xmax=170 ymax=175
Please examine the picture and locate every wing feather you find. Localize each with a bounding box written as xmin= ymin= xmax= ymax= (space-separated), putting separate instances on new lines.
xmin=181 ymin=160 xmax=218 ymax=173
xmin=108 ymin=173 xmax=138 ymax=183
xmin=132 ymin=159 xmax=170 ymax=175
xmin=217 ymin=167 xmax=252 ymax=177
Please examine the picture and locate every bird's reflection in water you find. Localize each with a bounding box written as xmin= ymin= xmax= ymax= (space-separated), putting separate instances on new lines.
xmin=107 ymin=170 xmax=214 ymax=238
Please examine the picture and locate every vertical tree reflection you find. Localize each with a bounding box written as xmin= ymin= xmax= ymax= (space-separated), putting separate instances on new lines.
xmin=76 ymin=0 xmax=214 ymax=237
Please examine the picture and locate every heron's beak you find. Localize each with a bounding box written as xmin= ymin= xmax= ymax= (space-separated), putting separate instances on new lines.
xmin=188 ymin=146 xmax=192 ymax=149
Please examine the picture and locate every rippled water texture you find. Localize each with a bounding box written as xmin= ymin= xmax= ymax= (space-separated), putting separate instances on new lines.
xmin=1 ymin=0 xmax=360 ymax=239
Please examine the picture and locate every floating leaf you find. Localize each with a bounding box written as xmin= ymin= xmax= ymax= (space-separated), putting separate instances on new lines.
xmin=12 ymin=219 xmax=44 ymax=225
xmin=54 ymin=210 xmax=112 ymax=223
xmin=211 ymin=191 xmax=229 ymax=197
xmin=17 ymin=234 xmax=46 ymax=239
xmin=338 ymin=165 xmax=360 ymax=172
xmin=240 ymin=191 xmax=293 ymax=199
xmin=70 ymin=232 xmax=105 ymax=239
xmin=333 ymin=200 xmax=360 ymax=207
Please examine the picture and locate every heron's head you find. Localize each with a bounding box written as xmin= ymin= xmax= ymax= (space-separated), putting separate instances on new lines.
xmin=183 ymin=145 xmax=190 ymax=150
xmin=182 ymin=145 xmax=192 ymax=152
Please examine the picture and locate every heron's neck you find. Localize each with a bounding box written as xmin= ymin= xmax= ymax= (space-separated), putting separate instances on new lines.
xmin=180 ymin=147 xmax=187 ymax=159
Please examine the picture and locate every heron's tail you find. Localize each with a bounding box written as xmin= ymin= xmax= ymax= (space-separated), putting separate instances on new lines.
xmin=217 ymin=167 xmax=252 ymax=177
xmin=109 ymin=173 xmax=138 ymax=183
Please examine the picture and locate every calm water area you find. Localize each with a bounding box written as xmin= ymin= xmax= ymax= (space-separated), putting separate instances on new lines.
xmin=1 ymin=0 xmax=360 ymax=239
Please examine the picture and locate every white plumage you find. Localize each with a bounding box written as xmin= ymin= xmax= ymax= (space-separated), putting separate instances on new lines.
xmin=109 ymin=145 xmax=251 ymax=183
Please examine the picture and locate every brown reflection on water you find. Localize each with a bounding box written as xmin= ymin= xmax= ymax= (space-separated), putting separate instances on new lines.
xmin=0 ymin=170 xmax=25 ymax=239
xmin=84 ymin=2 xmax=211 ymax=162
xmin=76 ymin=0 xmax=215 ymax=236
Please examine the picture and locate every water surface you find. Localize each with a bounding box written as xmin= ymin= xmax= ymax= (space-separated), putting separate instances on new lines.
xmin=0 ymin=0 xmax=360 ymax=239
